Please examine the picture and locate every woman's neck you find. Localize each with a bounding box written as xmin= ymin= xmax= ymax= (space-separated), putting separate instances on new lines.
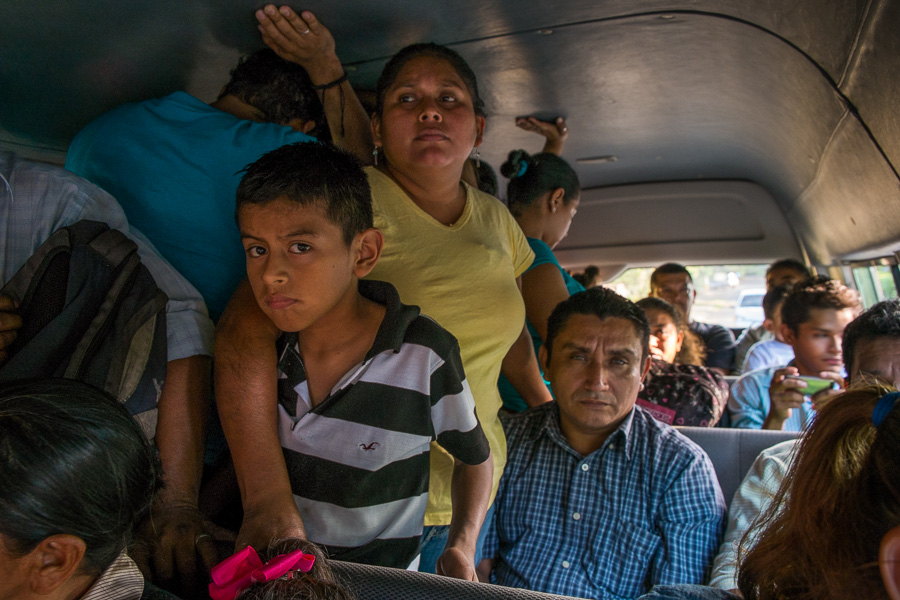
xmin=515 ymin=210 xmax=547 ymax=243
xmin=380 ymin=164 xmax=467 ymax=226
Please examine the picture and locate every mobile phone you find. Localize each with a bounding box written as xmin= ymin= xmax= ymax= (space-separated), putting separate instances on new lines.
xmin=788 ymin=375 xmax=837 ymax=395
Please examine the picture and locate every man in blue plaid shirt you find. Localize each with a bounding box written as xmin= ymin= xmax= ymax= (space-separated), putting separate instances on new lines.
xmin=478 ymin=287 xmax=725 ymax=599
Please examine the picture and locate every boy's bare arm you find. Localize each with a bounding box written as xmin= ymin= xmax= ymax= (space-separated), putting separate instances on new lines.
xmin=136 ymin=354 xmax=217 ymax=589
xmin=437 ymin=454 xmax=493 ymax=581
xmin=216 ymin=280 xmax=306 ymax=549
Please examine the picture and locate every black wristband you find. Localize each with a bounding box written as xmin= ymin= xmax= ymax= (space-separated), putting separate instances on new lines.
xmin=313 ymin=72 xmax=348 ymax=90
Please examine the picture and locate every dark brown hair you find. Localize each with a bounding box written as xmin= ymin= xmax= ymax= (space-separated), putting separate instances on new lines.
xmin=238 ymin=539 xmax=356 ymax=600
xmin=374 ymin=43 xmax=485 ymax=118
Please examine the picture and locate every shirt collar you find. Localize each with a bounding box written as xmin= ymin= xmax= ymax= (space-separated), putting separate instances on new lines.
xmin=532 ymin=402 xmax=638 ymax=460
xmin=81 ymin=551 xmax=144 ymax=600
xmin=360 ymin=279 xmax=419 ymax=358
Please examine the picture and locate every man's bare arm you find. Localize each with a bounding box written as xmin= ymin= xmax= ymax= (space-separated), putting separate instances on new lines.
xmin=137 ymin=355 xmax=218 ymax=591
xmin=256 ymin=5 xmax=373 ymax=164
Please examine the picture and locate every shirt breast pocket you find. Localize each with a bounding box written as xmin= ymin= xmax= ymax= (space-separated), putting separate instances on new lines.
xmin=588 ymin=520 xmax=660 ymax=598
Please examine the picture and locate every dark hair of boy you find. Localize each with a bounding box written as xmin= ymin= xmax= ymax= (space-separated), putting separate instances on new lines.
xmin=650 ymin=262 xmax=692 ymax=288
xmin=220 ymin=49 xmax=327 ymax=139
xmin=0 ymin=378 xmax=160 ymax=574
xmin=780 ymin=275 xmax=861 ymax=332
xmin=766 ymin=258 xmax=810 ymax=278
xmin=236 ymin=142 xmax=373 ymax=245
xmin=545 ymin=286 xmax=651 ymax=363
xmin=843 ymin=298 xmax=900 ymax=382
xmin=762 ymin=283 xmax=794 ymax=320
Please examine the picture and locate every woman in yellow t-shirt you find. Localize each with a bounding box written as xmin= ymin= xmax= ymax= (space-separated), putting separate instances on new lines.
xmin=365 ymin=43 xmax=536 ymax=576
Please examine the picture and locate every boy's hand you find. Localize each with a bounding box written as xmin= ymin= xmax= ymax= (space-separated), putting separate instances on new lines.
xmin=810 ymin=370 xmax=845 ymax=410
xmin=237 ymin=499 xmax=307 ymax=551
xmin=764 ymin=366 xmax=807 ymax=429
xmin=648 ymin=335 xmax=665 ymax=362
xmin=436 ymin=545 xmax=478 ymax=582
xmin=0 ymin=294 xmax=22 ymax=365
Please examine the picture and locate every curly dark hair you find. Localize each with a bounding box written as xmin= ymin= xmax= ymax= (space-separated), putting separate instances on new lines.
xmin=220 ymin=49 xmax=327 ymax=139
xmin=780 ymin=275 xmax=860 ymax=332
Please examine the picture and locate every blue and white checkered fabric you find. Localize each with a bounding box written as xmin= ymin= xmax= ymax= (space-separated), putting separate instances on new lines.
xmin=484 ymin=403 xmax=725 ymax=599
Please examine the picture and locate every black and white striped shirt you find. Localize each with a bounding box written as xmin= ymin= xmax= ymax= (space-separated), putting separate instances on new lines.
xmin=276 ymin=280 xmax=490 ymax=568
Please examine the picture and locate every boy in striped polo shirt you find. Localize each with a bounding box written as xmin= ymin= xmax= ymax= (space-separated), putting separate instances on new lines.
xmin=223 ymin=142 xmax=492 ymax=577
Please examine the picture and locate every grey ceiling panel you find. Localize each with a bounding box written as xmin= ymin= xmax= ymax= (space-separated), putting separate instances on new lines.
xmin=1 ymin=0 xmax=897 ymax=264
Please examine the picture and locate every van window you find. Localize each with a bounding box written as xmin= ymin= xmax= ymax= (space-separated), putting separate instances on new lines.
xmin=603 ymin=264 xmax=770 ymax=328
xmin=851 ymin=263 xmax=899 ymax=308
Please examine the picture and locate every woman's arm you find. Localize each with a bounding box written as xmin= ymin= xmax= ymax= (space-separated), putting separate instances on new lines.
xmin=500 ymin=275 xmax=554 ymax=407
xmin=521 ymin=262 xmax=571 ymax=343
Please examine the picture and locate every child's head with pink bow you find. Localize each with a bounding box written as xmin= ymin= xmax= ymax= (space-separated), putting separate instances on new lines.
xmin=210 ymin=539 xmax=355 ymax=600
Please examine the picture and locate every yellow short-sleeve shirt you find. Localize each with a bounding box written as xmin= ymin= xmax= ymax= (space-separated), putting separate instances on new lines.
xmin=365 ymin=167 xmax=534 ymax=526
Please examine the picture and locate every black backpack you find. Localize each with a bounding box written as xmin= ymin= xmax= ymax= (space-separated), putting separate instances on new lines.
xmin=0 ymin=220 xmax=168 ymax=439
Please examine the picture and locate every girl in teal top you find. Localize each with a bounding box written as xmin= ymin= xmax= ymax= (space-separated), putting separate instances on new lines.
xmin=497 ymin=147 xmax=582 ymax=411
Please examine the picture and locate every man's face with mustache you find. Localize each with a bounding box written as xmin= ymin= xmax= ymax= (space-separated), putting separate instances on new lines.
xmin=542 ymin=314 xmax=651 ymax=455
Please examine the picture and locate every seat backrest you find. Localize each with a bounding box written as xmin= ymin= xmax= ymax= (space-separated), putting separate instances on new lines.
xmin=676 ymin=426 xmax=799 ymax=507
xmin=332 ymin=561 xmax=587 ymax=600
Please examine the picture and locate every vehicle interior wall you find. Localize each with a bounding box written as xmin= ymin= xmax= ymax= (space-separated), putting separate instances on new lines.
xmin=2 ymin=0 xmax=898 ymax=271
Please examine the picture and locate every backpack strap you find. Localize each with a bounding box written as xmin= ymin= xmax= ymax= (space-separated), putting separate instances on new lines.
xmin=62 ymin=228 xmax=149 ymax=382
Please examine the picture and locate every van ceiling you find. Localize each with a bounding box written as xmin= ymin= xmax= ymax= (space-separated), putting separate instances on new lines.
xmin=2 ymin=0 xmax=898 ymax=267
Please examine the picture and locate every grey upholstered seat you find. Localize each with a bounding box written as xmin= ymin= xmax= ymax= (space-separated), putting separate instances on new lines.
xmin=676 ymin=426 xmax=799 ymax=507
xmin=332 ymin=561 xmax=587 ymax=600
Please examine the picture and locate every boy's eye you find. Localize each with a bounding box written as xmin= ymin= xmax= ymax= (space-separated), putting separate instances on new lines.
xmin=398 ymin=93 xmax=416 ymax=103
xmin=440 ymin=94 xmax=457 ymax=103
xmin=289 ymin=242 xmax=311 ymax=254
xmin=246 ymin=246 xmax=266 ymax=258
xmin=569 ymin=354 xmax=587 ymax=362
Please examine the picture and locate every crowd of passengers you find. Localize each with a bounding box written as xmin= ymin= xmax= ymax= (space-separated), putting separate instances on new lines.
xmin=2 ymin=5 xmax=900 ymax=600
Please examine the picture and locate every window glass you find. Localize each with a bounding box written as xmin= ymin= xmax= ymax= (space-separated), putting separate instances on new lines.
xmin=852 ymin=265 xmax=899 ymax=307
xmin=603 ymin=264 xmax=770 ymax=329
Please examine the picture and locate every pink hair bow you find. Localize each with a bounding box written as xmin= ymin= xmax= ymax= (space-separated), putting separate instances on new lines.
xmin=209 ymin=546 xmax=316 ymax=600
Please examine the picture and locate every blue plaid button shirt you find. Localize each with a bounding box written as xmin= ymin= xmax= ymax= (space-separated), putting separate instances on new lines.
xmin=483 ymin=403 xmax=725 ymax=599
